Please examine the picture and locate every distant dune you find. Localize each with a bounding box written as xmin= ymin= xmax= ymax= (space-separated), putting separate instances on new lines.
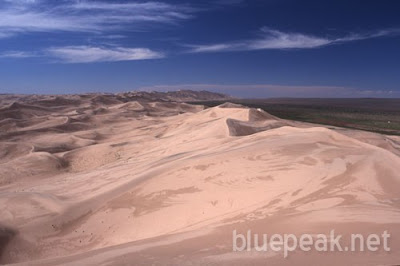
xmin=0 ymin=91 xmax=399 ymax=265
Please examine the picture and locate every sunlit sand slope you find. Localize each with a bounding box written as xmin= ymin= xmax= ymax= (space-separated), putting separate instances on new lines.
xmin=0 ymin=96 xmax=399 ymax=265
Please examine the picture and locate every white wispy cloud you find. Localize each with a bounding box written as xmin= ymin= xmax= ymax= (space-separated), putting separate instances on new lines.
xmin=0 ymin=50 xmax=37 ymax=58
xmin=2 ymin=0 xmax=36 ymax=4
xmin=188 ymin=28 xmax=400 ymax=53
xmin=0 ymin=1 xmax=194 ymax=37
xmin=46 ymin=46 xmax=164 ymax=63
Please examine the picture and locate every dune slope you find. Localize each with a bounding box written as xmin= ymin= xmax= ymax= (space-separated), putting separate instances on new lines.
xmin=0 ymin=95 xmax=399 ymax=265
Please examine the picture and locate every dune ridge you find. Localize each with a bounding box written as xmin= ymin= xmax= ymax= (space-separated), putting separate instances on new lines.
xmin=0 ymin=94 xmax=399 ymax=265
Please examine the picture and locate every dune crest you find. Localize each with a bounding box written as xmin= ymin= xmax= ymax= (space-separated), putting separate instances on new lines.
xmin=0 ymin=94 xmax=399 ymax=265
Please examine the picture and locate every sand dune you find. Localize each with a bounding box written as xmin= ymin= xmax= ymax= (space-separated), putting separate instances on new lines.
xmin=0 ymin=95 xmax=399 ymax=265
xmin=226 ymin=109 xmax=289 ymax=136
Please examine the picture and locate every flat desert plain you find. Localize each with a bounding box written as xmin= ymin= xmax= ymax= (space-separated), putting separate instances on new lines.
xmin=0 ymin=93 xmax=399 ymax=265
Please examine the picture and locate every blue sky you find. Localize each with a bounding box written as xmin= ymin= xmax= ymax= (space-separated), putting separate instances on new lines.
xmin=0 ymin=0 xmax=400 ymax=97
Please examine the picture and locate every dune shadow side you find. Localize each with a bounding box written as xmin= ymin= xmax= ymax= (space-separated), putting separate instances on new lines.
xmin=0 ymin=226 xmax=17 ymax=262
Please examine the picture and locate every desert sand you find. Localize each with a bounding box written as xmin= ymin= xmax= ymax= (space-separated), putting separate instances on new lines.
xmin=0 ymin=93 xmax=399 ymax=265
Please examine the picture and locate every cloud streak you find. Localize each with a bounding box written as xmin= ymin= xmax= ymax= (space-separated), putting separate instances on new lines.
xmin=188 ymin=28 xmax=400 ymax=53
xmin=46 ymin=46 xmax=164 ymax=63
xmin=0 ymin=1 xmax=194 ymax=37
xmin=0 ymin=50 xmax=37 ymax=58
